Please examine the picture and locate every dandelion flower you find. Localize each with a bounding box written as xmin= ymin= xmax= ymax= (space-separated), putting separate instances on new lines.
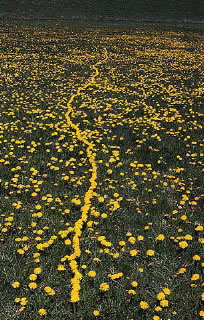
xmin=28 ymin=282 xmax=37 ymax=289
xmin=58 ymin=264 xmax=66 ymax=271
xmin=119 ymin=241 xmax=126 ymax=246
xmin=99 ymin=282 xmax=109 ymax=291
xmin=160 ymin=299 xmax=169 ymax=307
xmin=163 ymin=288 xmax=171 ymax=295
xmin=29 ymin=274 xmax=37 ymax=281
xmin=34 ymin=267 xmax=42 ymax=274
xmin=199 ymin=311 xmax=204 ymax=317
xmin=191 ymin=274 xmax=199 ymax=281
xmin=20 ymin=297 xmax=28 ymax=306
xmin=131 ymin=281 xmax=138 ymax=287
xmin=156 ymin=234 xmax=165 ymax=241
xmin=146 ymin=249 xmax=155 ymax=256
xmin=128 ymin=289 xmax=136 ymax=295
xmin=11 ymin=281 xmax=20 ymax=288
xmin=178 ymin=241 xmax=188 ymax=249
xmin=140 ymin=301 xmax=149 ymax=309
xmin=88 ymin=271 xmax=96 ymax=277
xmin=108 ymin=272 xmax=123 ymax=280
xmin=93 ymin=310 xmax=100 ymax=316
xmin=130 ymin=249 xmax=138 ymax=256
xmin=193 ymin=255 xmax=200 ymax=261
xmin=157 ymin=292 xmax=165 ymax=300
xmin=17 ymin=249 xmax=25 ymax=255
xmin=155 ymin=306 xmax=162 ymax=312
xmin=38 ymin=308 xmax=47 ymax=316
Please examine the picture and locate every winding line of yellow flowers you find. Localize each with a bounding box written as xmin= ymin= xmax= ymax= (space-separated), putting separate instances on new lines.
xmin=64 ymin=49 xmax=108 ymax=303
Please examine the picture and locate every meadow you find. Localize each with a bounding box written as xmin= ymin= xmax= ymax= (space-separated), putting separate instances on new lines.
xmin=0 ymin=23 xmax=203 ymax=320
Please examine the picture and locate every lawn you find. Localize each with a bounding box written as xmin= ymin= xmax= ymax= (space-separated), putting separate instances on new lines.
xmin=0 ymin=21 xmax=203 ymax=320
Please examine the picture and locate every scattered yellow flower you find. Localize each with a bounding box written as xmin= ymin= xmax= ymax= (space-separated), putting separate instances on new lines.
xmin=11 ymin=281 xmax=20 ymax=288
xmin=93 ymin=310 xmax=100 ymax=316
xmin=88 ymin=271 xmax=96 ymax=277
xmin=140 ymin=301 xmax=149 ymax=309
xmin=38 ymin=308 xmax=47 ymax=316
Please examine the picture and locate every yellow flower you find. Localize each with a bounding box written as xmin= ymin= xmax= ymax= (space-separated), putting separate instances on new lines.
xmin=28 ymin=282 xmax=37 ymax=289
xmin=182 ymin=194 xmax=189 ymax=201
xmin=178 ymin=241 xmax=188 ymax=249
xmin=131 ymin=281 xmax=138 ymax=287
xmin=128 ymin=236 xmax=136 ymax=244
xmin=64 ymin=239 xmax=71 ymax=245
xmin=99 ymin=282 xmax=109 ymax=291
xmin=88 ymin=271 xmax=96 ymax=277
xmin=130 ymin=249 xmax=138 ymax=256
xmin=163 ymin=288 xmax=171 ymax=295
xmin=191 ymin=201 xmax=197 ymax=205
xmin=98 ymin=196 xmax=104 ymax=202
xmin=179 ymin=267 xmax=186 ymax=273
xmin=140 ymin=301 xmax=149 ymax=309
xmin=193 ymin=255 xmax=200 ymax=261
xmin=34 ymin=267 xmax=42 ymax=274
xmin=70 ymin=290 xmax=80 ymax=302
xmin=128 ymin=289 xmax=136 ymax=295
xmin=17 ymin=249 xmax=25 ymax=255
xmin=36 ymin=212 xmax=43 ymax=218
xmin=155 ymin=306 xmax=162 ymax=312
xmin=20 ymin=297 xmax=28 ymax=306
xmin=93 ymin=257 xmax=101 ymax=262
xmin=29 ymin=273 xmax=37 ymax=281
xmin=71 ymin=198 xmax=81 ymax=205
xmin=58 ymin=264 xmax=66 ymax=271
xmin=108 ymin=272 xmax=123 ymax=280
xmin=33 ymin=252 xmax=40 ymax=258
xmin=195 ymin=225 xmax=203 ymax=231
xmin=160 ymin=299 xmax=168 ymax=307
xmin=146 ymin=249 xmax=155 ymax=256
xmin=199 ymin=311 xmax=204 ymax=317
xmin=93 ymin=310 xmax=100 ymax=316
xmin=44 ymin=286 xmax=52 ymax=293
xmin=11 ymin=281 xmax=20 ymax=288
xmin=184 ymin=234 xmax=192 ymax=240
xmin=157 ymin=292 xmax=165 ymax=300
xmin=156 ymin=234 xmax=165 ymax=241
xmin=19 ymin=306 xmax=25 ymax=312
xmin=191 ymin=274 xmax=199 ymax=281
xmin=38 ymin=308 xmax=47 ymax=316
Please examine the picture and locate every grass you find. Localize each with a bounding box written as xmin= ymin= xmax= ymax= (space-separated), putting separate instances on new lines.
xmin=0 ymin=21 xmax=203 ymax=320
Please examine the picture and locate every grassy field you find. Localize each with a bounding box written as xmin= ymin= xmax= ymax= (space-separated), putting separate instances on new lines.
xmin=0 ymin=22 xmax=203 ymax=320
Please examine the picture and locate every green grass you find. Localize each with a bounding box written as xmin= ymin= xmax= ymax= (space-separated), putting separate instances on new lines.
xmin=0 ymin=22 xmax=203 ymax=320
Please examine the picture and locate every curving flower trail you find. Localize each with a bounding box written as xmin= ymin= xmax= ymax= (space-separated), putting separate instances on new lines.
xmin=64 ymin=48 xmax=108 ymax=302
